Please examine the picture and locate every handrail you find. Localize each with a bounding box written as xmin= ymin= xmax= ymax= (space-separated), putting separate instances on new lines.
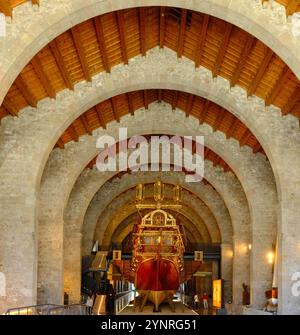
xmin=47 ymin=304 xmax=89 ymax=315
xmin=5 ymin=304 xmax=62 ymax=315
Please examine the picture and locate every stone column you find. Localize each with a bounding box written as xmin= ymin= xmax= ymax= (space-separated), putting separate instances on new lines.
xmin=232 ymin=234 xmax=250 ymax=307
xmin=221 ymin=243 xmax=233 ymax=304
xmin=64 ymin=231 xmax=82 ymax=304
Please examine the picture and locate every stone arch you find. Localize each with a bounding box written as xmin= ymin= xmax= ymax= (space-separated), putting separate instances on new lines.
xmin=36 ymin=102 xmax=273 ymax=308
xmin=1 ymin=0 xmax=300 ymax=108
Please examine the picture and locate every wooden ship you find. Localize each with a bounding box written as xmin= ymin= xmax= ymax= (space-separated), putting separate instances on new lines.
xmin=129 ymin=181 xmax=185 ymax=312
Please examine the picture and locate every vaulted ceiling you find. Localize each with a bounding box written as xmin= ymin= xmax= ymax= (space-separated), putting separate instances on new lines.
xmin=58 ymin=89 xmax=262 ymax=156
xmin=1 ymin=6 xmax=300 ymax=124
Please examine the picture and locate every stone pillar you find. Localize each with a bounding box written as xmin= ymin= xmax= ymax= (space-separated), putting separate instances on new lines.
xmin=37 ymin=222 xmax=64 ymax=305
xmin=278 ymin=192 xmax=300 ymax=315
xmin=221 ymin=243 xmax=233 ymax=304
xmin=64 ymin=231 xmax=82 ymax=304
xmin=232 ymin=234 xmax=250 ymax=307
xmin=250 ymin=231 xmax=274 ymax=309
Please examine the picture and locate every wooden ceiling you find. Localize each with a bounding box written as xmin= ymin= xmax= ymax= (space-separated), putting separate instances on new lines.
xmin=1 ymin=1 xmax=299 ymax=17
xmin=1 ymin=6 xmax=300 ymax=122
xmin=85 ymin=131 xmax=233 ymax=173
xmin=58 ymin=89 xmax=262 ymax=158
xmin=0 ymin=0 xmax=39 ymax=16
xmin=1 ymin=6 xmax=299 ymax=150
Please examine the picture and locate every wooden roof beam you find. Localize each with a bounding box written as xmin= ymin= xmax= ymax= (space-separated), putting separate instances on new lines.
xmin=0 ymin=1 xmax=12 ymax=17
xmin=127 ymin=93 xmax=134 ymax=115
xmin=265 ymin=65 xmax=290 ymax=106
xmin=239 ymin=128 xmax=252 ymax=147
xmin=49 ymin=40 xmax=74 ymax=90
xmin=15 ymin=75 xmax=37 ymax=107
xmin=159 ymin=7 xmax=166 ymax=48
xmin=71 ymin=26 xmax=92 ymax=81
xmin=2 ymin=97 xmax=18 ymax=116
xmin=172 ymin=91 xmax=179 ymax=110
xmin=212 ymin=108 xmax=224 ymax=131
xmin=111 ymin=97 xmax=120 ymax=122
xmin=116 ymin=11 xmax=128 ymax=65
xmin=31 ymin=57 xmax=56 ymax=98
xmin=94 ymin=16 xmax=111 ymax=73
xmin=177 ymin=9 xmax=187 ymax=58
xmin=185 ymin=94 xmax=194 ymax=117
xmin=95 ymin=105 xmax=106 ymax=129
xmin=69 ymin=124 xmax=79 ymax=142
xmin=282 ymin=86 xmax=300 ymax=115
xmin=253 ymin=141 xmax=262 ymax=154
xmin=80 ymin=114 xmax=92 ymax=135
xmin=226 ymin=118 xmax=240 ymax=139
xmin=230 ymin=35 xmax=255 ymax=87
xmin=195 ymin=14 xmax=209 ymax=68
xmin=56 ymin=138 xmax=65 ymax=149
xmin=32 ymin=0 xmax=40 ymax=5
xmin=158 ymin=89 xmax=162 ymax=103
xmin=248 ymin=49 xmax=274 ymax=96
xmin=212 ymin=23 xmax=233 ymax=77
xmin=286 ymin=0 xmax=300 ymax=16
xmin=199 ymin=100 xmax=210 ymax=124
xmin=143 ymin=90 xmax=149 ymax=110
xmin=139 ymin=8 xmax=147 ymax=56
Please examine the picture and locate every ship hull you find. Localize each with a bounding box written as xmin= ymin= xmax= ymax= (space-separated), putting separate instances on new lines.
xmin=135 ymin=258 xmax=179 ymax=310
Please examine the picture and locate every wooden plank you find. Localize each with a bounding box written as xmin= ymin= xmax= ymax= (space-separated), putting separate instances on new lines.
xmin=265 ymin=65 xmax=290 ymax=106
xmin=95 ymin=105 xmax=106 ymax=129
xmin=15 ymin=75 xmax=37 ymax=107
xmin=116 ymin=11 xmax=128 ymax=64
xmin=31 ymin=57 xmax=56 ymax=98
xmin=49 ymin=40 xmax=74 ymax=90
xmin=31 ymin=0 xmax=39 ymax=5
xmin=71 ymin=26 xmax=92 ymax=81
xmin=0 ymin=1 xmax=12 ymax=16
xmin=230 ymin=35 xmax=255 ymax=87
xmin=94 ymin=16 xmax=111 ymax=73
xmin=139 ymin=8 xmax=147 ymax=56
xmin=177 ymin=9 xmax=187 ymax=58
xmin=195 ymin=14 xmax=209 ymax=68
xmin=248 ymin=49 xmax=274 ymax=96
xmin=159 ymin=7 xmax=166 ymax=48
xmin=212 ymin=23 xmax=233 ymax=77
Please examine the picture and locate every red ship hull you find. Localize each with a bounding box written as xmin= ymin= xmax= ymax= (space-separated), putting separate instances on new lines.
xmin=136 ymin=259 xmax=179 ymax=291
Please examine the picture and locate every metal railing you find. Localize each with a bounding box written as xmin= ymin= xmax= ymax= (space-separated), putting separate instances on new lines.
xmin=5 ymin=304 xmax=61 ymax=315
xmin=47 ymin=304 xmax=89 ymax=315
xmin=5 ymin=303 xmax=89 ymax=315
